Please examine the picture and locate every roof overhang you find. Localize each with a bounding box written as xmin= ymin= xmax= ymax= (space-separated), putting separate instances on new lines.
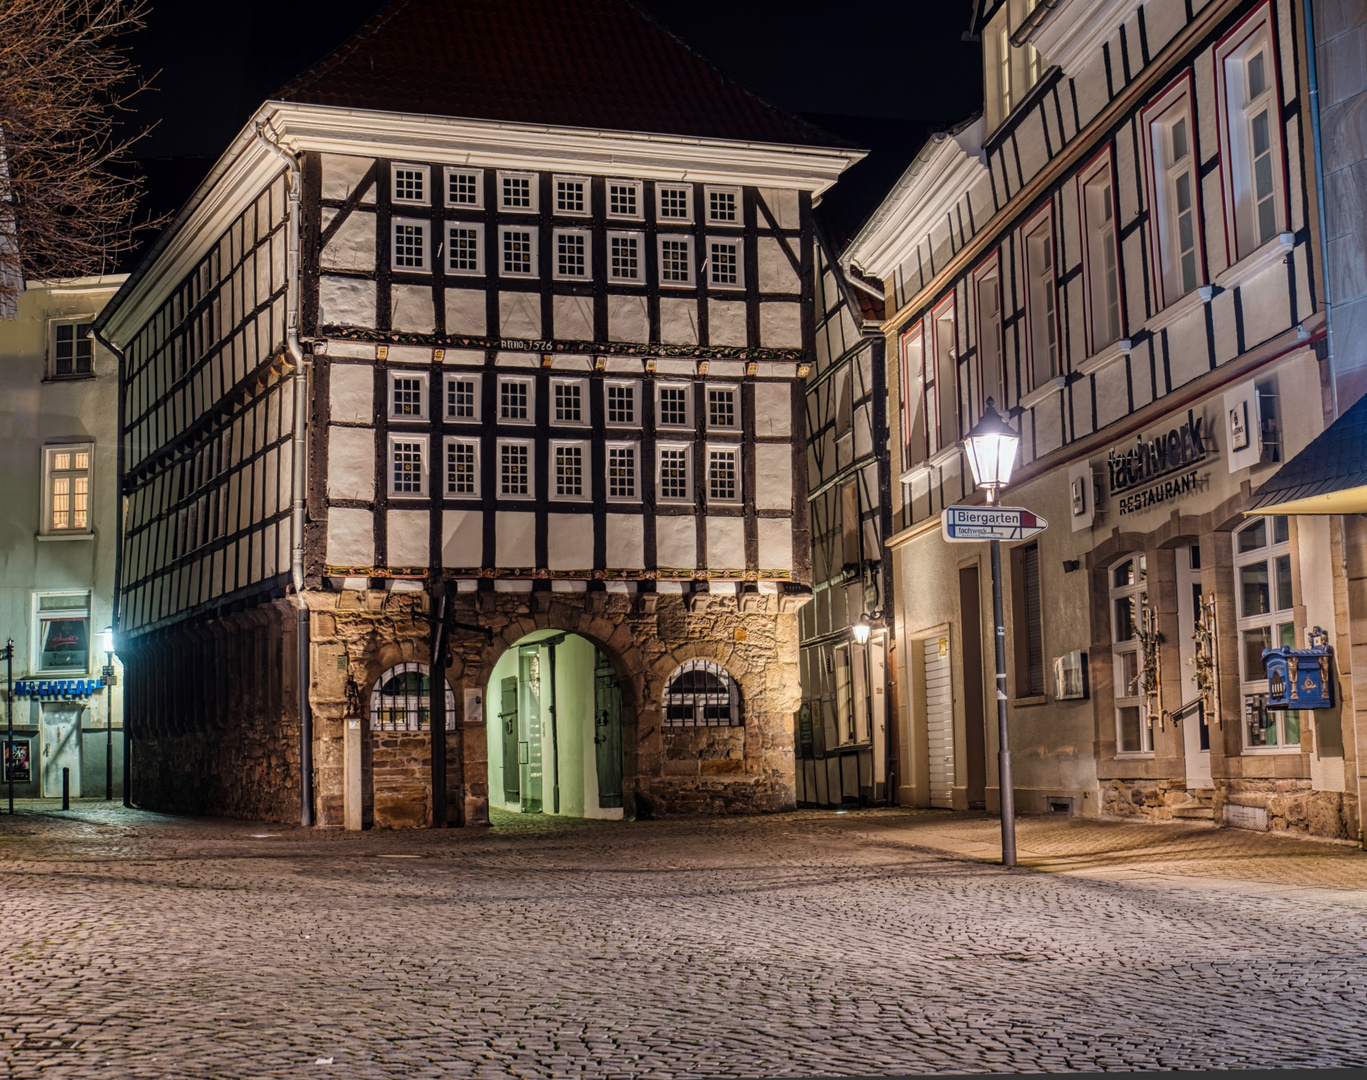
xmin=1245 ymin=390 xmax=1367 ymax=516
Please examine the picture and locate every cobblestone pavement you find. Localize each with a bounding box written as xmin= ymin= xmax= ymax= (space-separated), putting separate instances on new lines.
xmin=2 ymin=804 xmax=1366 ymax=1079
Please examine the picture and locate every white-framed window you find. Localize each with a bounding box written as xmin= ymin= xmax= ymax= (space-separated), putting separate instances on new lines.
xmin=706 ymin=385 xmax=737 ymax=429
xmin=707 ymin=239 xmax=743 ymax=289
xmin=553 ymin=175 xmax=589 ymax=216
xmin=49 ymin=318 xmax=95 ymax=379
xmin=1217 ymin=4 xmax=1285 ymax=261
xmin=930 ymin=295 xmax=957 ymax=451
xmin=391 ymin=163 xmax=430 ymax=206
xmin=1023 ymin=210 xmax=1058 ymax=388
xmin=1145 ymin=77 xmax=1203 ymax=306
xmin=1081 ymin=153 xmax=1122 ymax=352
xmin=498 ymin=171 xmax=537 ymax=213
xmin=42 ymin=444 xmax=92 ymax=535
xmin=1110 ymin=554 xmax=1153 ymax=754
xmin=657 ymin=183 xmax=692 ymax=223
xmin=707 ymin=446 xmax=740 ymax=503
xmin=657 ymin=444 xmax=691 ymax=502
xmin=656 ymin=383 xmax=691 ymax=428
xmin=1234 ymin=515 xmax=1300 ymax=750
xmin=705 ymin=185 xmax=741 ymax=226
xmin=662 ymin=660 xmax=742 ymax=727
xmin=498 ymin=440 xmax=532 ymax=498
xmin=900 ymin=322 xmax=927 ymax=468
xmin=445 ymin=438 xmax=480 ymax=497
xmin=607 ymin=179 xmax=643 ymax=220
xmin=553 ymin=228 xmax=590 ymax=280
xmin=606 ymin=443 xmax=638 ymax=500
xmin=499 ymin=226 xmax=538 ymax=277
xmin=607 ymin=231 xmax=643 ymax=283
xmin=658 ymin=236 xmax=694 ymax=287
xmin=33 ymin=592 xmax=91 ymax=673
xmin=445 ymin=373 xmax=481 ymax=421
xmin=446 ymin=222 xmax=483 ymax=276
xmin=551 ymin=378 xmax=587 ymax=424
xmin=498 ymin=376 xmax=533 ymax=423
xmin=605 ymin=381 xmax=638 ymax=427
xmin=971 ymin=258 xmax=1004 ymax=423
xmin=552 ymin=440 xmax=589 ymax=500
xmin=389 ymin=371 xmax=427 ymax=419
xmin=389 ymin=435 xmax=428 ymax=496
xmin=984 ymin=0 xmax=1044 ymax=131
xmin=392 ymin=218 xmax=429 ymax=272
xmin=445 ymin=167 xmax=484 ymax=209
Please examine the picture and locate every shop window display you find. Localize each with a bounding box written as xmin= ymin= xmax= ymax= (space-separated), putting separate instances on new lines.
xmin=1234 ymin=516 xmax=1299 ymax=749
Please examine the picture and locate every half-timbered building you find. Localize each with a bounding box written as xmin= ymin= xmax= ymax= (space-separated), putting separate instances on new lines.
xmin=93 ymin=0 xmax=861 ymax=826
xmin=844 ymin=0 xmax=1358 ymax=838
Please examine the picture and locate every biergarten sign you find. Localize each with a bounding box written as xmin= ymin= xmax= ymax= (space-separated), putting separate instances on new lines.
xmin=1106 ymin=410 xmax=1212 ymax=516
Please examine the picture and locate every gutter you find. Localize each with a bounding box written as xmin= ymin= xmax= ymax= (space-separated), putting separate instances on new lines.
xmin=253 ymin=120 xmax=314 ymax=828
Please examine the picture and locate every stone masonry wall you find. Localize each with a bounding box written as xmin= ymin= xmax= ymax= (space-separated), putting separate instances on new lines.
xmin=1101 ymin=776 xmax=1360 ymax=840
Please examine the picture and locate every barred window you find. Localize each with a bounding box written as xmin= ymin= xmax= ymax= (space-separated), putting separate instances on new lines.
xmin=370 ymin=663 xmax=457 ymax=732
xmin=658 ymin=185 xmax=691 ymax=220
xmin=392 ymin=166 xmax=427 ymax=204
xmin=447 ymin=225 xmax=482 ymax=274
xmin=499 ymin=379 xmax=530 ymax=421
xmin=708 ymin=448 xmax=738 ymax=502
xmin=392 ymin=220 xmax=428 ymax=270
xmin=500 ymin=443 xmax=530 ymax=496
xmin=709 ymin=241 xmax=740 ymax=287
xmin=501 ymin=174 xmax=533 ymax=210
xmin=555 ymin=444 xmax=585 ymax=498
xmin=447 ymin=377 xmax=477 ymax=420
xmin=447 ymin=169 xmax=481 ymax=206
xmin=501 ymin=228 xmax=535 ymax=276
xmin=708 ymin=387 xmax=736 ymax=428
xmin=608 ymin=446 xmax=636 ymax=498
xmin=554 ymin=382 xmax=583 ymax=422
xmin=392 ymin=375 xmax=423 ymax=417
xmin=608 ymin=234 xmax=640 ymax=282
xmin=659 ymin=447 xmax=689 ymax=501
xmin=659 ymin=238 xmax=693 ymax=284
xmin=707 ymin=188 xmax=739 ymax=224
xmin=658 ymin=386 xmax=689 ymax=426
xmin=556 ymin=178 xmax=586 ymax=214
xmin=556 ymin=231 xmax=588 ymax=278
xmin=608 ymin=181 xmax=640 ymax=218
xmin=662 ymin=660 xmax=742 ymax=727
xmin=391 ymin=439 xmax=425 ymax=494
xmin=447 ymin=441 xmax=477 ymax=495
xmin=607 ymin=383 xmax=636 ymax=424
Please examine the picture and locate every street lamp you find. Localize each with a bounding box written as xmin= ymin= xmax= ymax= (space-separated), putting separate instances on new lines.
xmin=963 ymin=398 xmax=1022 ymax=867
xmin=851 ymin=617 xmax=872 ymax=646
xmin=100 ymin=625 xmax=115 ymax=801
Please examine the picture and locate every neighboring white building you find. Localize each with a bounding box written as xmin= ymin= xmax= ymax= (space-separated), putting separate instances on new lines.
xmin=0 ymin=276 xmax=126 ymax=798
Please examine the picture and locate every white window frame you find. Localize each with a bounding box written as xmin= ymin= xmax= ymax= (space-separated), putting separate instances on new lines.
xmin=497 ymin=170 xmax=538 ymax=213
xmin=606 ymin=231 xmax=644 ymax=284
xmin=551 ymin=439 xmax=590 ymax=501
xmin=33 ymin=592 xmax=91 ymax=674
xmin=444 ymin=167 xmax=484 ymax=209
xmin=388 ymin=434 xmax=429 ymax=497
xmin=550 ymin=377 xmax=588 ymax=426
xmin=497 ymin=375 xmax=534 ymax=424
xmin=606 ymin=179 xmax=644 ymax=221
xmin=552 ymin=174 xmax=590 ymax=217
xmin=658 ymin=234 xmax=695 ymax=288
xmin=900 ymin=322 xmax=927 ymax=469
xmin=1109 ymin=554 xmax=1153 ymax=755
xmin=42 ymin=443 xmax=94 ymax=537
xmin=604 ymin=380 xmax=639 ymax=428
xmin=706 ymin=444 xmax=741 ymax=505
xmin=1079 ymin=151 xmax=1123 ymax=353
xmin=445 ymin=373 xmax=482 ymax=422
xmin=706 ymin=238 xmax=744 ymax=290
xmin=971 ymin=256 xmax=1004 ymax=424
xmin=1144 ymin=75 xmax=1204 ymax=308
xmin=606 ymin=442 xmax=639 ymax=502
xmin=929 ymin=295 xmax=957 ymax=453
xmin=498 ymin=225 xmax=538 ymax=278
xmin=1022 ymin=208 xmax=1059 ymax=389
xmin=391 ymin=217 xmax=430 ymax=273
xmin=656 ymin=183 xmax=693 ymax=224
xmin=655 ymin=382 xmax=692 ymax=429
xmin=497 ymin=438 xmax=534 ymax=499
xmin=388 ymin=370 xmax=428 ymax=420
xmin=705 ymin=384 xmax=738 ymax=430
xmin=446 ymin=222 xmax=484 ymax=276
xmin=705 ymin=185 xmax=742 ymax=227
xmin=1234 ymin=515 xmax=1300 ymax=752
xmin=552 ymin=228 xmax=591 ymax=281
xmin=983 ymin=0 xmax=1044 ymax=132
xmin=49 ymin=317 xmax=96 ymax=379
xmin=444 ymin=437 xmax=480 ymax=498
xmin=656 ymin=442 xmax=692 ymax=504
xmin=391 ymin=163 xmax=431 ymax=207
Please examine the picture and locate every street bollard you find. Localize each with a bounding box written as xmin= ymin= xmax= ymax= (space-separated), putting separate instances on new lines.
xmin=61 ymin=766 xmax=69 ymax=810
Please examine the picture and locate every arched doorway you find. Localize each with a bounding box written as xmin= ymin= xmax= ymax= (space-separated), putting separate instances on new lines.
xmin=486 ymin=630 xmax=624 ymax=819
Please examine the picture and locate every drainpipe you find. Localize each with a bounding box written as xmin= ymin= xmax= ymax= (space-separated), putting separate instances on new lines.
xmin=254 ymin=121 xmax=313 ymax=826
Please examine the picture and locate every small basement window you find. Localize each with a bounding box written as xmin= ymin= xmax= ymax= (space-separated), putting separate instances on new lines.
xmin=370 ymin=662 xmax=456 ymax=731
xmin=662 ymin=660 xmax=742 ymax=727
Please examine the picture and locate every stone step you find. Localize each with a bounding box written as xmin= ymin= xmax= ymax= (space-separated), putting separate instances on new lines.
xmin=1171 ymin=805 xmax=1215 ymax=820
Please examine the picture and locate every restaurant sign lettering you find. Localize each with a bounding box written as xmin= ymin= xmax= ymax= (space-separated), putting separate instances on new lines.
xmin=1106 ymin=410 xmax=1212 ymax=516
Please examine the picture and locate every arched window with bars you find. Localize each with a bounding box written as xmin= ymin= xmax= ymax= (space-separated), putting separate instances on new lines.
xmin=370 ymin=662 xmax=457 ymax=731
xmin=662 ymin=660 xmax=741 ymax=728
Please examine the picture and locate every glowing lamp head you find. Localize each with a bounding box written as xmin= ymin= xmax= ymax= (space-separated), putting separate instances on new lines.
xmin=851 ymin=619 xmax=872 ymax=646
xmin=963 ymin=397 xmax=1020 ymax=497
xmin=100 ymin=625 xmax=115 ymax=655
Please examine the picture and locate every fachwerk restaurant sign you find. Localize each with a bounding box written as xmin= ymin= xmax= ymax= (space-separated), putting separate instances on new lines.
xmin=1106 ymin=410 xmax=1213 ymax=516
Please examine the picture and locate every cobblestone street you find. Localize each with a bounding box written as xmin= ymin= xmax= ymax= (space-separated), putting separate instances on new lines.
xmin=2 ymin=805 xmax=1366 ymax=1079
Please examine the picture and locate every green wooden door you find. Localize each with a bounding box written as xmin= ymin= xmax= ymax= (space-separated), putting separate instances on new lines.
xmin=500 ymin=676 xmax=519 ymax=804
xmin=594 ymin=653 xmax=623 ymax=808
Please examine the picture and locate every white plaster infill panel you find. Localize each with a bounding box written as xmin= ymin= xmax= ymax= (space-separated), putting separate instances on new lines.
xmin=607 ymin=294 xmax=649 ymax=343
xmin=753 ymin=444 xmax=792 ymax=511
xmin=757 ymin=237 xmax=800 ymax=293
xmin=756 ymin=188 xmax=801 ymax=230
xmin=445 ymin=289 xmax=487 ymax=336
xmin=759 ymin=302 xmax=801 ymax=348
xmin=387 ymin=509 xmax=429 ymax=566
xmin=320 ymin=210 xmax=376 ymax=272
xmin=327 ymin=426 xmax=375 ymax=500
xmin=321 ymin=153 xmax=377 ymax=203
xmin=655 ymin=515 xmax=696 ymax=570
xmin=757 ymin=517 xmax=793 ymax=571
xmin=391 ymin=284 xmax=434 ymax=333
xmin=659 ymin=297 xmax=699 ymax=345
xmin=328 ymin=363 xmax=373 ymax=423
xmin=319 ymin=275 xmax=375 ymax=328
xmin=547 ymin=514 xmax=594 ymax=571
xmin=553 ymin=295 xmax=594 ymax=341
xmin=753 ymin=382 xmax=792 ymax=437
xmin=499 ymin=292 xmax=541 ymax=340
xmin=709 ymin=300 xmax=747 ymax=346
xmin=326 ymin=507 xmax=374 ymax=567
xmin=495 ymin=511 xmax=535 ymax=568
xmin=605 ymin=514 xmax=645 ymax=569
xmin=705 ymin=517 xmax=745 ymax=571
xmin=442 ymin=509 xmax=483 ymax=566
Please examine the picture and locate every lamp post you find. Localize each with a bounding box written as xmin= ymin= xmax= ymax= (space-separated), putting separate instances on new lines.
xmin=100 ymin=625 xmax=114 ymax=801
xmin=3 ymin=637 xmax=12 ymax=813
xmin=962 ymin=398 xmax=1022 ymax=867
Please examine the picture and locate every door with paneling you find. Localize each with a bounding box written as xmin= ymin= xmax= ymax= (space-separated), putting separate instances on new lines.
xmin=923 ymin=636 xmax=954 ymax=808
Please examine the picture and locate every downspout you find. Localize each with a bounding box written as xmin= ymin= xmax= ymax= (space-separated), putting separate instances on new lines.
xmin=254 ymin=121 xmax=313 ymax=827
xmin=1304 ymin=0 xmax=1336 ymax=417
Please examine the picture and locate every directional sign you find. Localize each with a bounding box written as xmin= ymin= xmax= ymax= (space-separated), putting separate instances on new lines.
xmin=942 ymin=505 xmax=1049 ymax=543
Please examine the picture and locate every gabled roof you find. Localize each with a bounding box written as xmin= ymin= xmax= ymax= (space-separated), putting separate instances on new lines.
xmin=1246 ymin=391 xmax=1367 ymax=515
xmin=276 ymin=0 xmax=848 ymax=148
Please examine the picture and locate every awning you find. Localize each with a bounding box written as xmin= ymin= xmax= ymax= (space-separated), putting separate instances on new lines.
xmin=1246 ymin=391 xmax=1367 ymax=515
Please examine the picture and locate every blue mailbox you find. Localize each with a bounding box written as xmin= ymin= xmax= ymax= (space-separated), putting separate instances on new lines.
xmin=1262 ymin=626 xmax=1334 ymax=710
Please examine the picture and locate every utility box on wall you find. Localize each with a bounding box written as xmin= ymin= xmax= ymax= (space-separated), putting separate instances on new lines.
xmin=1263 ymin=627 xmax=1334 ymax=710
